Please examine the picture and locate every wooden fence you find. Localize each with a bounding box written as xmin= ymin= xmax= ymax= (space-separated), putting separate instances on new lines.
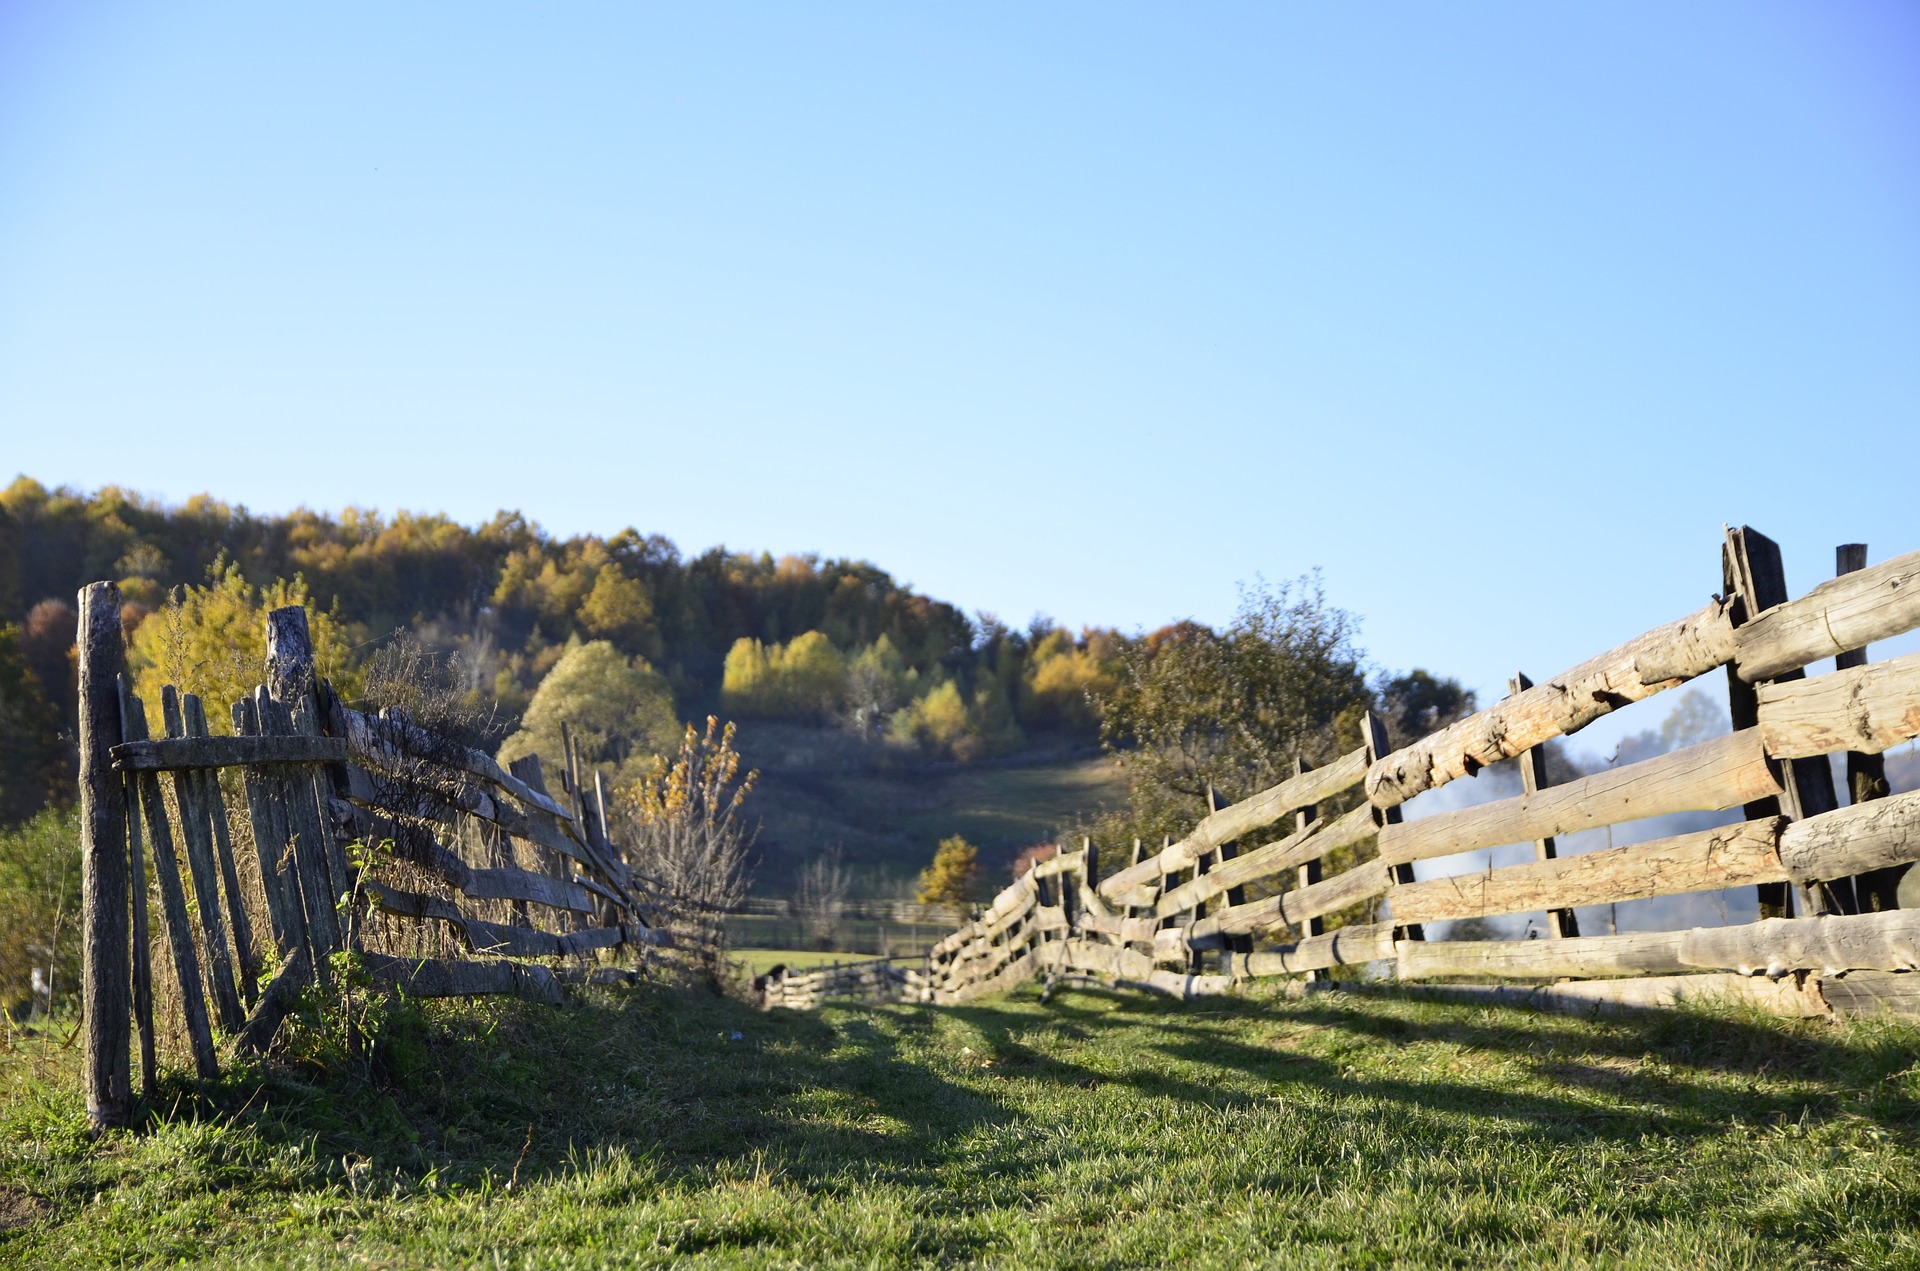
xmin=860 ymin=529 xmax=1920 ymax=1022
xmin=757 ymin=957 xmax=914 ymax=1010
xmin=75 ymin=595 xmax=685 ymax=1131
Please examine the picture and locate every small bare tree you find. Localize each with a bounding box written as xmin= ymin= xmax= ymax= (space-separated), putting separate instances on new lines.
xmin=793 ymin=846 xmax=850 ymax=950
xmin=616 ymin=717 xmax=758 ymax=967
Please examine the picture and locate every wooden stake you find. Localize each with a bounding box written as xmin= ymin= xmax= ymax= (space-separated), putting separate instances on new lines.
xmin=1510 ymin=673 xmax=1577 ymax=939
xmin=1836 ymin=544 xmax=1899 ymax=911
xmin=77 ymin=580 xmax=132 ymax=1132
xmin=1363 ymin=711 xmax=1422 ymax=942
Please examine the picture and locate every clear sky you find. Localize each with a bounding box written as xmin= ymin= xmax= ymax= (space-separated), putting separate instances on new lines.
xmin=4 ymin=2 xmax=1917 ymax=722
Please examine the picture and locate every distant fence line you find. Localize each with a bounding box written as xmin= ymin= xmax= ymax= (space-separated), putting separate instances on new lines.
xmin=764 ymin=528 xmax=1920 ymax=1024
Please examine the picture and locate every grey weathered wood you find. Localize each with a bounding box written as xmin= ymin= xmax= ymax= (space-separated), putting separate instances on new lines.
xmin=1735 ymin=547 xmax=1920 ymax=682
xmin=1399 ymin=973 xmax=1828 ymax=1018
xmin=1388 ymin=817 xmax=1788 ymax=926
xmin=1154 ymin=813 xmax=1326 ymax=916
xmin=1375 ymin=728 xmax=1781 ymax=869
xmin=1096 ymin=747 xmax=1368 ymax=899
xmin=1293 ymin=758 xmax=1326 ymax=978
xmin=77 ymin=583 xmax=132 ymax=1129
xmin=1400 ymin=931 xmax=1693 ymax=981
xmin=115 ymin=674 xmax=157 ymax=1106
xmin=1236 ymin=922 xmax=1396 ymax=976
xmin=361 ymin=954 xmax=565 ymax=1004
xmin=1511 ymin=672 xmax=1576 ymax=939
xmin=326 ymin=700 xmax=575 ymax=822
xmin=257 ymin=688 xmax=341 ymax=977
xmin=231 ymin=948 xmax=308 ymax=1056
xmin=1189 ymin=858 xmax=1390 ymax=938
xmin=123 ymin=694 xmax=218 ymax=1080
xmin=182 ymin=695 xmax=258 ymax=1002
xmin=264 ymin=605 xmax=315 ymax=705
xmin=1756 ymin=650 xmax=1920 ymax=760
xmin=1364 ymin=711 xmax=1422 ymax=942
xmin=1678 ymin=910 xmax=1920 ymax=977
xmin=161 ymin=687 xmax=244 ymax=1032
xmin=1833 ymin=544 xmax=1902 ymax=913
xmin=1776 ymin=788 xmax=1920 ymax=882
xmin=109 ymin=734 xmax=349 ymax=771
xmin=232 ymin=697 xmax=303 ymax=963
xmin=1723 ymin=526 xmax=1802 ymax=919
xmin=1365 ymin=599 xmax=1739 ymax=808
xmin=293 ymin=694 xmax=358 ymax=946
xmin=1816 ymin=970 xmax=1920 ymax=1022
xmin=330 ymin=794 xmax=596 ymax=912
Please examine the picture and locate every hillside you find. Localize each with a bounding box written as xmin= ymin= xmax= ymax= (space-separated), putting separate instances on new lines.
xmin=5 ymin=982 xmax=1919 ymax=1266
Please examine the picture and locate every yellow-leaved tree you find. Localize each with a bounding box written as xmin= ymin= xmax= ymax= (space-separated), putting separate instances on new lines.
xmin=127 ymin=563 xmax=362 ymax=732
xmin=915 ymin=834 xmax=980 ymax=907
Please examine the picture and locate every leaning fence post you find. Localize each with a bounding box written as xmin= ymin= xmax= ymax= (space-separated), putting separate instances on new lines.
xmin=78 ymin=581 xmax=132 ymax=1132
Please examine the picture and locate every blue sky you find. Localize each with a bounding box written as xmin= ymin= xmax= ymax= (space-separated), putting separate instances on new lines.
xmin=4 ymin=2 xmax=1917 ymax=727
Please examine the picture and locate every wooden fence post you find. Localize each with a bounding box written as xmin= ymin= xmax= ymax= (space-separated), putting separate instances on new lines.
xmin=1293 ymin=756 xmax=1329 ymax=982
xmin=1363 ymin=711 xmax=1423 ymax=943
xmin=1510 ymin=674 xmax=1578 ymax=939
xmin=1834 ymin=544 xmax=1901 ymax=911
xmin=1723 ymin=526 xmax=1851 ymax=917
xmin=78 ymin=582 xmax=132 ymax=1132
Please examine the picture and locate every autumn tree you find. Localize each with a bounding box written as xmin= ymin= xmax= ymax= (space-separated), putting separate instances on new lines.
xmin=497 ymin=639 xmax=680 ymax=786
xmin=0 ymin=626 xmax=64 ymax=824
xmin=1096 ymin=576 xmax=1374 ymax=848
xmin=125 ymin=562 xmax=362 ymax=731
xmin=915 ymin=834 xmax=981 ymax=907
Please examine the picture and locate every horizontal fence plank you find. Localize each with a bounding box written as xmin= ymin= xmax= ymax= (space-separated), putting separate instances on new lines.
xmin=1735 ymin=547 xmax=1920 ymax=682
xmin=363 ymin=881 xmax=625 ymax=957
xmin=1399 ymin=973 xmax=1829 ymax=1018
xmin=1236 ymin=922 xmax=1396 ymax=975
xmin=1679 ymin=910 xmax=1920 ymax=978
xmin=1777 ymin=787 xmax=1920 ymax=882
xmin=1397 ymin=932 xmax=1690 ymax=982
xmin=330 ymin=796 xmax=595 ymax=912
xmin=110 ymin=734 xmax=347 ymax=771
xmin=1817 ymin=970 xmax=1920 ymax=1022
xmin=1387 ymin=817 xmax=1787 ymax=926
xmin=1756 ymin=650 xmax=1920 ymax=759
xmin=362 ymin=954 xmax=565 ymax=1004
xmin=329 ymin=702 xmax=576 ymax=823
xmin=1376 ymin=728 xmax=1780 ymax=869
xmin=1189 ymin=857 xmax=1390 ymax=939
xmin=1365 ymin=599 xmax=1738 ymax=809
xmin=1096 ymin=747 xmax=1368 ymax=899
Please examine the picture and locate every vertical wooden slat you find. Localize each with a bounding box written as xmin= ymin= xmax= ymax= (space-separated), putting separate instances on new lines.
xmin=1293 ymin=756 xmax=1329 ymax=982
xmin=1510 ymin=673 xmax=1578 ymax=939
xmin=77 ymin=581 xmax=132 ymax=1131
xmin=117 ymin=677 xmax=157 ymax=1101
xmin=182 ymin=694 xmax=258 ymax=1001
xmin=259 ymin=687 xmax=341 ymax=980
xmin=1723 ymin=526 xmax=1851 ymax=917
xmin=232 ymin=696 xmax=303 ymax=964
xmin=123 ymin=693 xmax=218 ymax=1080
xmin=160 ymin=687 xmax=245 ymax=1032
xmin=1365 ymin=711 xmax=1424 ymax=942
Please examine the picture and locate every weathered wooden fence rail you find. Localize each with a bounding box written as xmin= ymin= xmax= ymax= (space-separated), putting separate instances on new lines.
xmin=75 ymin=597 xmax=689 ymax=1131
xmin=864 ymin=529 xmax=1920 ymax=1023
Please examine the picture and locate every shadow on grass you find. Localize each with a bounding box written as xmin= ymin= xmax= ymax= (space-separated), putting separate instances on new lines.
xmin=114 ymin=973 xmax=1920 ymax=1201
xmin=942 ymin=982 xmax=1920 ymax=1148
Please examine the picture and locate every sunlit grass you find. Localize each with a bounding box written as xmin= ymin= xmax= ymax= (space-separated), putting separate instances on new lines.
xmin=5 ymin=980 xmax=1919 ymax=1267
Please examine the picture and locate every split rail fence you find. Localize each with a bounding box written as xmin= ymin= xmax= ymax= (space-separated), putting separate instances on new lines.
xmin=75 ymin=595 xmax=683 ymax=1131
xmin=787 ymin=529 xmax=1920 ymax=1023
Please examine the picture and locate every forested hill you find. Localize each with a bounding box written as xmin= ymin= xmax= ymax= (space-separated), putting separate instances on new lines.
xmin=0 ymin=476 xmax=982 ymax=710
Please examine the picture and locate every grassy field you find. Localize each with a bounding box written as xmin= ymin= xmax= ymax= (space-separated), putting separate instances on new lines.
xmin=5 ymin=979 xmax=1920 ymax=1268
xmin=740 ymin=729 xmax=1130 ymax=896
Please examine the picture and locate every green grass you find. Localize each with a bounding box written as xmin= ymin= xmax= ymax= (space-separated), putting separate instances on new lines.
xmin=748 ymin=749 xmax=1129 ymax=894
xmin=5 ymin=980 xmax=1920 ymax=1267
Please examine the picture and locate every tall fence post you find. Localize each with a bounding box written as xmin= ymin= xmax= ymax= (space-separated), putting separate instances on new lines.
xmin=1722 ymin=526 xmax=1851 ymax=917
xmin=1835 ymin=543 xmax=1901 ymax=912
xmin=78 ymin=581 xmax=132 ymax=1132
